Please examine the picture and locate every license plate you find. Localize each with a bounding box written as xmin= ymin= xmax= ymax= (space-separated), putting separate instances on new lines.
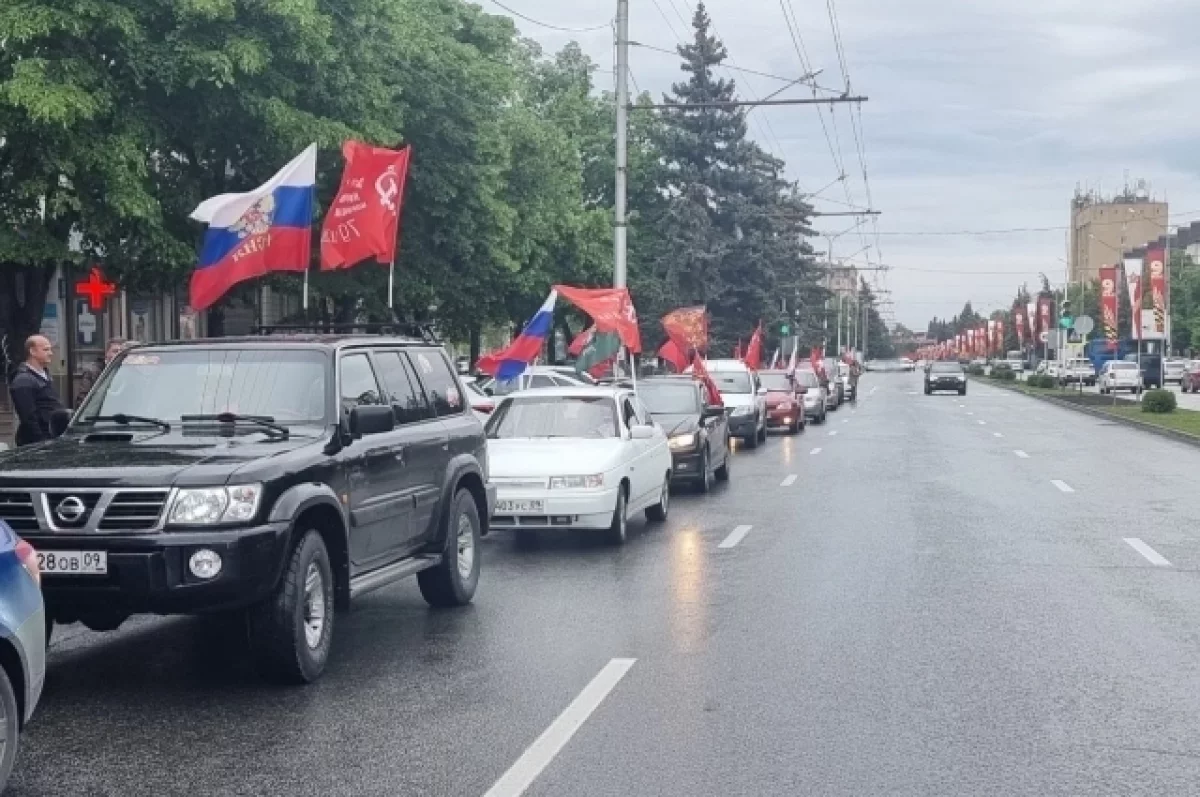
xmin=496 ymin=499 xmax=544 ymax=514
xmin=37 ymin=550 xmax=108 ymax=575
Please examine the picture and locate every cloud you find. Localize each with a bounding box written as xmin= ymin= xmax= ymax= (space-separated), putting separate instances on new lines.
xmin=488 ymin=0 xmax=1200 ymax=329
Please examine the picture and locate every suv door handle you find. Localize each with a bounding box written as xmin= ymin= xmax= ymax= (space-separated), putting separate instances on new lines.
xmin=390 ymin=445 xmax=406 ymax=464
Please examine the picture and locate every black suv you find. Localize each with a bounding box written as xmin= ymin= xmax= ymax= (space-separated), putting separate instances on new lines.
xmin=0 ymin=335 xmax=495 ymax=683
xmin=638 ymin=376 xmax=731 ymax=492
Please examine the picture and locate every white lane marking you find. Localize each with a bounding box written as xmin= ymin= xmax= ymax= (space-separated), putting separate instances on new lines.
xmin=977 ymin=420 xmax=986 ymax=425
xmin=993 ymin=432 xmax=1004 ymax=438
xmin=828 ymin=430 xmax=838 ymax=436
xmin=483 ymin=658 xmax=637 ymax=797
xmin=958 ymin=404 xmax=966 ymax=408
xmin=841 ymin=419 xmax=849 ymax=424
xmin=1051 ymin=479 xmax=1075 ymax=493
xmin=967 ymin=411 xmax=974 ymax=416
xmin=1014 ymin=450 xmax=1030 ymax=458
xmin=719 ymin=525 xmax=753 ymax=549
xmin=780 ymin=474 xmax=798 ymax=487
xmin=907 ymin=391 xmax=918 ymax=395
xmin=810 ymin=447 xmax=822 ymax=455
xmin=1124 ymin=538 xmax=1171 ymax=567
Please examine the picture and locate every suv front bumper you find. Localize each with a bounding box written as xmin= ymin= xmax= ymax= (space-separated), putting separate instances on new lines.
xmin=30 ymin=522 xmax=293 ymax=619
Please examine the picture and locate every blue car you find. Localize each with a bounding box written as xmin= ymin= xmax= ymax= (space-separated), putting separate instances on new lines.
xmin=0 ymin=520 xmax=45 ymax=792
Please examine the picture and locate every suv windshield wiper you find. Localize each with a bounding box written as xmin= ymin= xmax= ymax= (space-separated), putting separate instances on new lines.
xmin=88 ymin=414 xmax=171 ymax=432
xmin=181 ymin=413 xmax=290 ymax=439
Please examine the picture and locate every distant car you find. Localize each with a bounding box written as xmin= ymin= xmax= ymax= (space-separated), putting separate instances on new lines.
xmin=1181 ymin=360 xmax=1200 ymax=393
xmin=793 ymin=368 xmax=828 ymax=424
xmin=463 ymin=379 xmax=495 ymax=419
xmin=477 ymin=367 xmax=594 ymax=397
xmin=639 ymin=377 xmax=731 ymax=492
xmin=1099 ymin=360 xmax=1142 ymax=394
xmin=823 ymin=358 xmax=844 ymax=407
xmin=900 ymin=358 xmax=915 ymax=372
xmin=758 ymin=370 xmax=807 ymax=434
xmin=925 ymin=362 xmax=967 ymax=395
xmin=486 ymin=387 xmax=672 ymax=545
xmin=1058 ymin=358 xmax=1096 ymax=387
xmin=837 ymin=362 xmax=857 ymax=401
xmin=700 ymin=360 xmax=768 ymax=448
xmin=0 ymin=522 xmax=46 ymax=793
xmin=1139 ymin=354 xmax=1163 ymax=389
xmin=1164 ymin=358 xmax=1186 ymax=384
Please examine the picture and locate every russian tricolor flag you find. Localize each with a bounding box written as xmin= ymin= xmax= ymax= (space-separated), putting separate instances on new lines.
xmin=477 ymin=291 xmax=557 ymax=381
xmin=189 ymin=144 xmax=317 ymax=310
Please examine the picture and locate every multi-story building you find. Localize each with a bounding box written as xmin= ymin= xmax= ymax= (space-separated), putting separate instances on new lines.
xmin=1069 ymin=184 xmax=1167 ymax=284
xmin=825 ymin=264 xmax=858 ymax=299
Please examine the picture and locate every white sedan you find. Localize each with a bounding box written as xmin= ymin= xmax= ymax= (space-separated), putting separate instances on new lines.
xmin=485 ymin=386 xmax=673 ymax=544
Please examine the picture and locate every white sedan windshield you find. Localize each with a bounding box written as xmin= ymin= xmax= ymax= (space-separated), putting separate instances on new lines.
xmin=488 ymin=396 xmax=619 ymax=439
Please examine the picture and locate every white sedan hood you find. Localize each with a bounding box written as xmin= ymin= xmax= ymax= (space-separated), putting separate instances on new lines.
xmin=489 ymin=438 xmax=626 ymax=479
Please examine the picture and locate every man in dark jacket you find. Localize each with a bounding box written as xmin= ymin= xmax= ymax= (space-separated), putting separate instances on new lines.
xmin=9 ymin=335 xmax=66 ymax=447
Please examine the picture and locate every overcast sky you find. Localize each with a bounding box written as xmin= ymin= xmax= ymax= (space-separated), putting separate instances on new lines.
xmin=482 ymin=0 xmax=1200 ymax=331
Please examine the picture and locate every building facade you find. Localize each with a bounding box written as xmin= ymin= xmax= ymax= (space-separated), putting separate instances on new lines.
xmin=1069 ymin=186 xmax=1167 ymax=285
xmin=826 ymin=264 xmax=858 ymax=299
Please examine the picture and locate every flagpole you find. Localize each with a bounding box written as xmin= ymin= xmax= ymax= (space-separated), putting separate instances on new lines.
xmin=628 ymin=346 xmax=639 ymax=395
xmin=388 ymin=260 xmax=395 ymax=309
xmin=303 ymin=268 xmax=309 ymax=311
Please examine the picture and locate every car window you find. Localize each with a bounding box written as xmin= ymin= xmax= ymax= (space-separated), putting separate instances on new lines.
xmin=550 ymin=376 xmax=577 ymax=387
xmin=635 ymin=398 xmax=654 ymax=425
xmin=373 ymin=350 xmax=434 ymax=425
xmin=406 ymin=350 xmax=463 ymax=416
xmin=340 ymin=354 xmax=384 ymax=409
xmin=639 ymin=382 xmax=702 ymax=414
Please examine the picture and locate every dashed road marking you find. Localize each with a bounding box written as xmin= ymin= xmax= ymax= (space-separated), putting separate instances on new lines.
xmin=780 ymin=474 xmax=798 ymax=487
xmin=719 ymin=525 xmax=753 ymax=549
xmin=1124 ymin=538 xmax=1171 ymax=567
xmin=870 ymin=386 xmax=878 ymax=395
xmin=828 ymin=430 xmax=838 ymax=437
xmin=810 ymin=447 xmax=822 ymax=455
xmin=967 ymin=411 xmax=974 ymax=416
xmin=841 ymin=419 xmax=849 ymax=424
xmin=1014 ymin=450 xmax=1030 ymax=458
xmin=1051 ymin=479 xmax=1075 ymax=493
xmin=483 ymin=658 xmax=637 ymax=797
xmin=977 ymin=420 xmax=986 ymax=425
xmin=993 ymin=432 xmax=1004 ymax=438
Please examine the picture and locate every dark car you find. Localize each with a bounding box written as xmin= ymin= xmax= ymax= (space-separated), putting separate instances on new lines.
xmin=638 ymin=377 xmax=731 ymax=492
xmin=0 ymin=522 xmax=45 ymax=792
xmin=758 ymin=370 xmax=807 ymax=434
xmin=0 ymin=335 xmax=495 ymax=684
xmin=925 ymin=362 xmax=967 ymax=395
xmin=1139 ymin=354 xmax=1163 ymax=389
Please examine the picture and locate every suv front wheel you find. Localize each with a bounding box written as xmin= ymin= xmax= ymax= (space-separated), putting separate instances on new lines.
xmin=418 ymin=489 xmax=481 ymax=608
xmin=249 ymin=529 xmax=334 ymax=684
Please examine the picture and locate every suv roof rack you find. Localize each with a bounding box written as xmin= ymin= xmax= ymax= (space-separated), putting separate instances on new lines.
xmin=251 ymin=321 xmax=441 ymax=344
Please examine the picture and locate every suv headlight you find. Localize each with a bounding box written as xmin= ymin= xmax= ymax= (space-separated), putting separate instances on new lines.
xmin=669 ymin=433 xmax=697 ymax=450
xmin=169 ymin=484 xmax=263 ymax=525
xmin=549 ymin=474 xmax=605 ymax=489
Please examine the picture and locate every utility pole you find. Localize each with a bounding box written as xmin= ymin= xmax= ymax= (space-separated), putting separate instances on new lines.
xmin=614 ymin=0 xmax=629 ymax=288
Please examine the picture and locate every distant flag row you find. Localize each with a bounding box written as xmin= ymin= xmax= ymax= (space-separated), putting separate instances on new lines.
xmin=189 ymin=141 xmax=412 ymax=311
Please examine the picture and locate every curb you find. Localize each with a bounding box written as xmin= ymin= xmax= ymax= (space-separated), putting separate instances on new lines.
xmin=983 ymin=379 xmax=1200 ymax=450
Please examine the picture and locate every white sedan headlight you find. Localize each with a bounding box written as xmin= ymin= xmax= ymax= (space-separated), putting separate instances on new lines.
xmin=668 ymin=433 xmax=697 ymax=450
xmin=170 ymin=484 xmax=262 ymax=525
xmin=803 ymin=394 xmax=819 ymax=406
xmin=549 ymin=474 xmax=605 ymax=489
xmin=731 ymin=405 xmax=753 ymax=417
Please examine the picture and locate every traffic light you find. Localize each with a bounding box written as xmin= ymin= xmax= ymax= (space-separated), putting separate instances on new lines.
xmin=780 ymin=323 xmax=791 ymax=336
xmin=1059 ymin=299 xmax=1073 ymax=329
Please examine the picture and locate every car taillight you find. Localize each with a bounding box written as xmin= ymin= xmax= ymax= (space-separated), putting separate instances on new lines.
xmin=14 ymin=539 xmax=39 ymax=586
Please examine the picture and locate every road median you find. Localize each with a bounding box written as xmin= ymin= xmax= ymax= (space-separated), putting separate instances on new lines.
xmin=983 ymin=378 xmax=1200 ymax=448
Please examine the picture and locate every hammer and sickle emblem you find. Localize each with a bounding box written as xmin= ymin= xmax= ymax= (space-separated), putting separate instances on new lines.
xmin=376 ymin=165 xmax=400 ymax=212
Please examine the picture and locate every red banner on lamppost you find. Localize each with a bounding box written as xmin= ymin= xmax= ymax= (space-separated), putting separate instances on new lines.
xmin=1099 ymin=265 xmax=1119 ymax=341
xmin=1146 ymin=247 xmax=1166 ymax=336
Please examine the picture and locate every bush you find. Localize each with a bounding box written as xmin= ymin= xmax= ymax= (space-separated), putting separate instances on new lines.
xmin=998 ymin=369 xmax=1016 ymax=381
xmin=1029 ymin=374 xmax=1054 ymax=388
xmin=990 ymin=363 xmax=1014 ymax=381
xmin=1142 ymin=389 xmax=1177 ymax=413
xmin=967 ymin=364 xmax=985 ymax=377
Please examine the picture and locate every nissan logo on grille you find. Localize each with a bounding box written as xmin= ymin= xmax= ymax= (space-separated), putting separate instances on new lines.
xmin=54 ymin=496 xmax=88 ymax=524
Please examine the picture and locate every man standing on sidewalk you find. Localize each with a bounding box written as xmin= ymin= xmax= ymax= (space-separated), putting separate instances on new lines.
xmin=9 ymin=335 xmax=66 ymax=447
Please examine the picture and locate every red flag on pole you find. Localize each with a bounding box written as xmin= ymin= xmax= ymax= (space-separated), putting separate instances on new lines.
xmin=568 ymin=326 xmax=595 ymax=357
xmin=691 ymin=353 xmax=724 ymax=406
xmin=659 ymin=339 xmax=688 ymax=372
xmin=320 ymin=142 xmax=411 ymax=270
xmin=661 ymin=306 xmax=709 ymax=355
xmin=554 ymin=286 xmax=641 ymax=353
xmin=743 ymin=323 xmax=764 ymax=370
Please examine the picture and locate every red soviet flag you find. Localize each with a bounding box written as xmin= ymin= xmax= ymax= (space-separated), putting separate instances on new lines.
xmin=321 ymin=141 xmax=411 ymax=270
xmin=554 ymin=285 xmax=641 ymax=353
xmin=658 ymin=339 xmax=688 ymax=372
xmin=743 ymin=323 xmax=764 ymax=370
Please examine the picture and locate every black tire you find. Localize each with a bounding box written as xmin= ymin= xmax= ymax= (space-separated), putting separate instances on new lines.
xmin=714 ymin=446 xmax=731 ymax=482
xmin=757 ymin=421 xmax=767 ymax=443
xmin=743 ymin=428 xmax=758 ymax=449
xmin=418 ymin=489 xmax=481 ymax=608
xmin=697 ymin=449 xmax=713 ymax=493
xmin=924 ymin=386 xmax=932 ymax=395
xmin=645 ymin=476 xmax=670 ymax=522
xmin=788 ymin=418 xmax=800 ymax=435
xmin=248 ymin=529 xmax=334 ymax=684
xmin=959 ymin=387 xmax=967 ymax=396
xmin=0 ymin=665 xmax=19 ymax=793
xmin=605 ymin=486 xmax=629 ymax=545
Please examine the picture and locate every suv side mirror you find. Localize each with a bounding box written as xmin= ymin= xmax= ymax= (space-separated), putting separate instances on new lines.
xmin=349 ymin=405 xmax=395 ymax=438
xmin=703 ymin=405 xmax=726 ymax=419
xmin=630 ymin=424 xmax=655 ymax=440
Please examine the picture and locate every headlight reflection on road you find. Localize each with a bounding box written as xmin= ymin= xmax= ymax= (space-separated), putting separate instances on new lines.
xmin=780 ymin=435 xmax=793 ymax=465
xmin=669 ymin=527 xmax=709 ymax=654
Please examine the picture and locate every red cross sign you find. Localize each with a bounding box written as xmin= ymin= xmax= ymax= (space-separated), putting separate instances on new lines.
xmin=76 ymin=267 xmax=117 ymax=311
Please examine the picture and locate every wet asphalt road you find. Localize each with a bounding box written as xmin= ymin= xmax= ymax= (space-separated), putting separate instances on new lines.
xmin=13 ymin=375 xmax=1200 ymax=796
